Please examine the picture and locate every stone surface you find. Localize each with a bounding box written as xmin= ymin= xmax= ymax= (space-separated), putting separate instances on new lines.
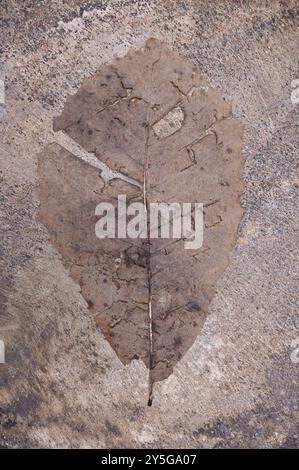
xmin=0 ymin=0 xmax=298 ymax=449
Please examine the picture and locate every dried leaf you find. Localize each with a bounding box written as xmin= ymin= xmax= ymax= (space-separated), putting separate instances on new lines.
xmin=38 ymin=39 xmax=244 ymax=401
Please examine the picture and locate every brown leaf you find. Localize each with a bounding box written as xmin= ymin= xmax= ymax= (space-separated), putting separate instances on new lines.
xmin=38 ymin=39 xmax=244 ymax=403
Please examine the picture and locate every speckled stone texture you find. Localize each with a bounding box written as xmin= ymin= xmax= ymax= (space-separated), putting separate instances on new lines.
xmin=0 ymin=0 xmax=298 ymax=448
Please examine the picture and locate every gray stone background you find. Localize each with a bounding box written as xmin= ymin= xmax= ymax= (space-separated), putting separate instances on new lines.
xmin=0 ymin=0 xmax=298 ymax=448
